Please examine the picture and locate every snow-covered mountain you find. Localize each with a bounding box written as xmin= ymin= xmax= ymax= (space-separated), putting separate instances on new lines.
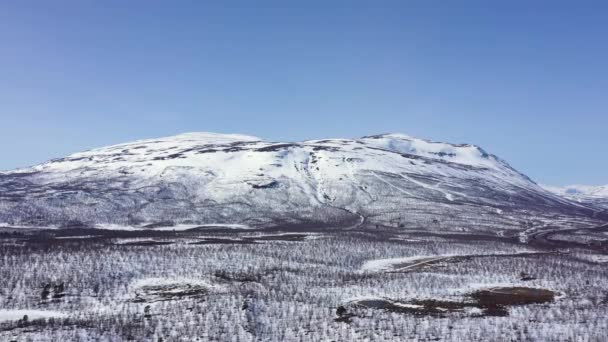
xmin=543 ymin=184 xmax=608 ymax=210
xmin=0 ymin=132 xmax=602 ymax=231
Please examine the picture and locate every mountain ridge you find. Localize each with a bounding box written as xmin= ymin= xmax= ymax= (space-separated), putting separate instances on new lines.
xmin=543 ymin=184 xmax=608 ymax=210
xmin=0 ymin=132 xmax=603 ymax=231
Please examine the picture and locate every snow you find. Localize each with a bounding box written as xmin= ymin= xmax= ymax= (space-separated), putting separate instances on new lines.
xmin=392 ymin=302 xmax=424 ymax=309
xmin=0 ymin=309 xmax=67 ymax=322
xmin=94 ymin=224 xmax=142 ymax=231
xmin=573 ymin=253 xmax=608 ymax=263
xmin=361 ymin=133 xmax=501 ymax=169
xmin=2 ymin=131 xmax=583 ymax=230
xmin=543 ymin=184 xmax=608 ymax=199
xmin=14 ymin=132 xmax=520 ymax=183
xmin=345 ymin=296 xmax=423 ymax=309
xmin=370 ymin=172 xmax=415 ymax=197
xmin=464 ymin=307 xmax=484 ymax=315
xmin=588 ymin=255 xmax=608 ymax=263
xmin=346 ymin=295 xmax=386 ymax=303
xmin=360 ymin=255 xmax=445 ymax=272
xmin=168 ymin=132 xmax=262 ymax=142
xmin=398 ymin=172 xmax=465 ymax=201
xmin=542 ymin=184 xmax=608 ymax=209
xmin=361 ymin=251 xmax=539 ymax=272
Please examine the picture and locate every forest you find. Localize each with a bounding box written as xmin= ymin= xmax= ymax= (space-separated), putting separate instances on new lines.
xmin=0 ymin=224 xmax=607 ymax=341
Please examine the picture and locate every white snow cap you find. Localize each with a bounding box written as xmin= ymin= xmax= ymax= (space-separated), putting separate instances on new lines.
xmin=91 ymin=131 xmax=264 ymax=151
xmin=165 ymin=132 xmax=263 ymax=143
xmin=543 ymin=184 xmax=608 ymax=199
xmin=360 ymin=133 xmax=498 ymax=168
xmin=12 ymin=131 xmax=514 ymax=177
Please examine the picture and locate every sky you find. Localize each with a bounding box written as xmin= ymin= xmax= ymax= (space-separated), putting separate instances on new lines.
xmin=0 ymin=1 xmax=607 ymax=186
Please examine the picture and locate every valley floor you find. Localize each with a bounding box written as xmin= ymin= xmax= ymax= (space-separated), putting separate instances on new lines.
xmin=0 ymin=224 xmax=607 ymax=341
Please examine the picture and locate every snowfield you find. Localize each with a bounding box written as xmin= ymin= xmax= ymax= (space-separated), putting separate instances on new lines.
xmin=360 ymin=255 xmax=448 ymax=272
xmin=543 ymin=184 xmax=608 ymax=209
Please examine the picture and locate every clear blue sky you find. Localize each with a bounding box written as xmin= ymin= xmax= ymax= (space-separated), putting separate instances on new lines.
xmin=1 ymin=1 xmax=607 ymax=185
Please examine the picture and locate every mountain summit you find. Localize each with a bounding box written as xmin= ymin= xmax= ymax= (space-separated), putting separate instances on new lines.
xmin=0 ymin=132 xmax=601 ymax=231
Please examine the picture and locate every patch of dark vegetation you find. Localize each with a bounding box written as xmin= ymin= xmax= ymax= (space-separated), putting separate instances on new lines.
xmin=244 ymin=234 xmax=309 ymax=242
xmin=195 ymin=148 xmax=219 ymax=154
xmin=255 ymin=143 xmax=298 ymax=152
xmin=117 ymin=240 xmax=173 ymax=246
xmin=334 ymin=305 xmax=356 ymax=323
xmin=214 ymin=270 xmax=260 ymax=283
xmin=152 ymin=153 xmax=187 ymax=160
xmin=408 ymin=299 xmax=471 ymax=315
xmin=21 ymin=235 xmax=109 ymax=246
xmin=250 ymin=180 xmax=279 ymax=189
xmin=519 ymin=272 xmax=537 ymax=281
xmin=310 ymin=145 xmax=341 ymax=152
xmin=59 ymin=220 xmax=90 ymax=229
xmin=49 ymin=156 xmax=93 ymax=163
xmin=0 ymin=230 xmax=27 ymax=238
xmin=429 ymin=151 xmax=456 ymax=158
xmin=133 ymin=283 xmax=208 ymax=303
xmin=9 ymin=228 xmax=181 ymax=241
xmin=0 ymin=316 xmax=72 ymax=334
xmin=470 ymin=287 xmax=555 ymax=316
xmin=222 ymin=146 xmax=248 ymax=153
xmin=143 ymin=305 xmax=152 ymax=319
xmin=215 ymin=265 xmax=304 ymax=287
xmin=41 ymin=282 xmax=66 ymax=301
xmin=346 ymin=287 xmax=556 ymax=319
xmin=189 ymin=238 xmax=258 ymax=245
xmin=195 ymin=146 xmax=249 ymax=154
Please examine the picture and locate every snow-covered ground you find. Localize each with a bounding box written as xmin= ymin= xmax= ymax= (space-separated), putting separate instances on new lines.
xmin=0 ymin=132 xmax=600 ymax=231
xmin=543 ymin=184 xmax=608 ymax=209
xmin=360 ymin=250 xmax=543 ymax=273
xmin=543 ymin=184 xmax=608 ymax=199
xmin=1 ymin=227 xmax=607 ymax=341
xmin=360 ymin=255 xmax=449 ymax=272
xmin=0 ymin=310 xmax=67 ymax=323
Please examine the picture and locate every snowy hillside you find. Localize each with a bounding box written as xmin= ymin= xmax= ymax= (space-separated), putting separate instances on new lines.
xmin=0 ymin=132 xmax=602 ymax=231
xmin=543 ymin=184 xmax=608 ymax=210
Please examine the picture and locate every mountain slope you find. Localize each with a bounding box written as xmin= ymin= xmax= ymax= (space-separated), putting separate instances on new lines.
xmin=543 ymin=184 xmax=608 ymax=210
xmin=0 ymin=132 xmax=602 ymax=231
